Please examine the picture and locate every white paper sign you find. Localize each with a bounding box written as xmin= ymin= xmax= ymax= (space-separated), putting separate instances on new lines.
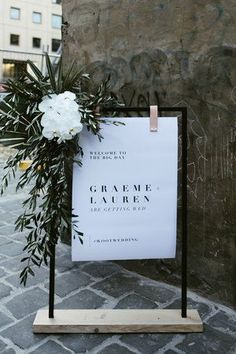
xmin=72 ymin=117 xmax=178 ymax=261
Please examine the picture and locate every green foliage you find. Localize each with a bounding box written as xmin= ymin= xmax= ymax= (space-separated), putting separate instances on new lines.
xmin=0 ymin=54 xmax=121 ymax=285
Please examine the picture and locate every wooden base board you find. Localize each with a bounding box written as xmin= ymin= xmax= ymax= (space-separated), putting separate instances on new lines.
xmin=33 ymin=309 xmax=203 ymax=333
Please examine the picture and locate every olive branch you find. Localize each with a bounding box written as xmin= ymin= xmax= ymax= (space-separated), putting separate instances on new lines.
xmin=0 ymin=54 xmax=122 ymax=285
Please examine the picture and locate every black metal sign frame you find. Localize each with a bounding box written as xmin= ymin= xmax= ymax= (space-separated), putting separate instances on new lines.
xmin=48 ymin=106 xmax=188 ymax=318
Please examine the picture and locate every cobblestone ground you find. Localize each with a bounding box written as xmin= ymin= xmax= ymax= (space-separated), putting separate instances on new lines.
xmin=0 ymin=148 xmax=236 ymax=354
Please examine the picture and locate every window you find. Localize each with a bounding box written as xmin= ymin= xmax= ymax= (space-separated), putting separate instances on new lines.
xmin=52 ymin=0 xmax=61 ymax=4
xmin=52 ymin=14 xmax=62 ymax=28
xmin=32 ymin=37 xmax=41 ymax=48
xmin=3 ymin=59 xmax=27 ymax=80
xmin=51 ymin=38 xmax=61 ymax=52
xmin=10 ymin=7 xmax=20 ymax=20
xmin=32 ymin=11 xmax=42 ymax=24
xmin=10 ymin=34 xmax=20 ymax=46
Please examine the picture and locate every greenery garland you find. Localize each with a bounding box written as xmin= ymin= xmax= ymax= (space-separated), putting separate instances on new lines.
xmin=0 ymin=54 xmax=121 ymax=285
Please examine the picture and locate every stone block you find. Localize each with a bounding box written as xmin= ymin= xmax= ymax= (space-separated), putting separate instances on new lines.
xmin=45 ymin=269 xmax=92 ymax=297
xmin=0 ymin=225 xmax=16 ymax=236
xmin=207 ymin=311 xmax=236 ymax=335
xmin=91 ymin=272 xmax=140 ymax=297
xmin=5 ymin=267 xmax=48 ymax=289
xmin=115 ymin=293 xmax=157 ymax=309
xmin=0 ymin=242 xmax=23 ymax=257
xmin=0 ymin=338 xmax=7 ymax=351
xmin=56 ymin=253 xmax=78 ymax=273
xmin=8 ymin=232 xmax=27 ymax=243
xmin=0 ymin=283 xmax=12 ymax=300
xmin=97 ymin=343 xmax=136 ymax=354
xmin=0 ymin=256 xmax=24 ymax=272
xmin=0 ymin=237 xmax=11 ymax=246
xmin=0 ymin=311 xmax=13 ymax=328
xmin=0 ymin=349 xmax=16 ymax=354
xmin=121 ymin=333 xmax=175 ymax=354
xmin=0 ymin=254 xmax=6 ymax=262
xmin=1 ymin=314 xmax=47 ymax=349
xmin=59 ymin=333 xmax=108 ymax=353
xmin=31 ymin=340 xmax=71 ymax=354
xmin=0 ymin=267 xmax=6 ymax=277
xmin=82 ymin=261 xmax=121 ymax=279
xmin=176 ymin=325 xmax=236 ymax=353
xmin=55 ymin=289 xmax=106 ymax=309
xmin=134 ymin=283 xmax=177 ymax=305
xmin=5 ymin=288 xmax=48 ymax=319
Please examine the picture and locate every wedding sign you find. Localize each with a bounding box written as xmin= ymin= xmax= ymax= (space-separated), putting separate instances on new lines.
xmin=72 ymin=117 xmax=178 ymax=261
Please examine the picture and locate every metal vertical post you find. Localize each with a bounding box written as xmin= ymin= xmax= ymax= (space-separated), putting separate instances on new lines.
xmin=49 ymin=244 xmax=55 ymax=318
xmin=181 ymin=107 xmax=188 ymax=317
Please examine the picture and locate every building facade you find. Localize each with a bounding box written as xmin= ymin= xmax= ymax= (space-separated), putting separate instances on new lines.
xmin=0 ymin=0 xmax=62 ymax=82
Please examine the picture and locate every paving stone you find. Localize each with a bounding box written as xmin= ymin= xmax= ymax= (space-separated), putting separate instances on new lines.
xmin=121 ymin=333 xmax=175 ymax=354
xmin=0 ymin=212 xmax=17 ymax=224
xmin=0 ymin=202 xmax=24 ymax=213
xmin=1 ymin=314 xmax=46 ymax=349
xmin=0 ymin=255 xmax=24 ymax=272
xmin=0 ymin=338 xmax=7 ymax=351
xmin=91 ymin=272 xmax=140 ymax=297
xmin=10 ymin=209 xmax=26 ymax=217
xmin=45 ymin=269 xmax=92 ymax=297
xmin=56 ymin=243 xmax=71 ymax=256
xmin=176 ymin=325 xmax=236 ymax=353
xmin=0 ymin=349 xmax=16 ymax=354
xmin=31 ymin=340 xmax=71 ymax=354
xmin=0 ymin=311 xmax=13 ymax=328
xmin=56 ymin=253 xmax=78 ymax=273
xmin=135 ymin=283 xmax=176 ymax=304
xmin=115 ymin=293 xmax=157 ymax=309
xmin=82 ymin=262 xmax=121 ymax=279
xmin=56 ymin=289 xmax=106 ymax=309
xmin=59 ymin=334 xmax=111 ymax=353
xmin=0 ymin=283 xmax=12 ymax=299
xmin=0 ymin=254 xmax=6 ymax=262
xmin=167 ymin=298 xmax=212 ymax=319
xmin=97 ymin=343 xmax=136 ymax=354
xmin=0 ymin=242 xmax=23 ymax=257
xmin=56 ymin=245 xmax=89 ymax=271
xmin=207 ymin=311 xmax=236 ymax=335
xmin=5 ymin=267 xmax=49 ymax=289
xmin=8 ymin=232 xmax=27 ymax=243
xmin=0 ymin=237 xmax=11 ymax=246
xmin=59 ymin=333 xmax=108 ymax=353
xmin=5 ymin=288 xmax=48 ymax=319
xmin=0 ymin=225 xmax=16 ymax=236
xmin=0 ymin=267 xmax=6 ymax=276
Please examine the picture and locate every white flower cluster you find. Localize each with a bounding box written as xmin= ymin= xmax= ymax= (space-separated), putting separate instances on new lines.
xmin=38 ymin=91 xmax=83 ymax=143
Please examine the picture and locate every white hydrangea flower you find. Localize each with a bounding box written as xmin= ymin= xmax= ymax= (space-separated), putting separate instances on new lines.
xmin=59 ymin=91 xmax=76 ymax=101
xmin=38 ymin=94 xmax=58 ymax=112
xmin=39 ymin=91 xmax=83 ymax=143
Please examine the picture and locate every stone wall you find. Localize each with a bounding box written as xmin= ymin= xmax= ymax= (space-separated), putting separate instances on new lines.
xmin=62 ymin=0 xmax=236 ymax=308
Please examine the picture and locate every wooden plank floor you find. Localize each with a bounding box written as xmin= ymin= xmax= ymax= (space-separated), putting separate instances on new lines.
xmin=33 ymin=309 xmax=203 ymax=333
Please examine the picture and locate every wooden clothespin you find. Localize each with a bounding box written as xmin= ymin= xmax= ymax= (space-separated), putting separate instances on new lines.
xmin=150 ymin=105 xmax=158 ymax=132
